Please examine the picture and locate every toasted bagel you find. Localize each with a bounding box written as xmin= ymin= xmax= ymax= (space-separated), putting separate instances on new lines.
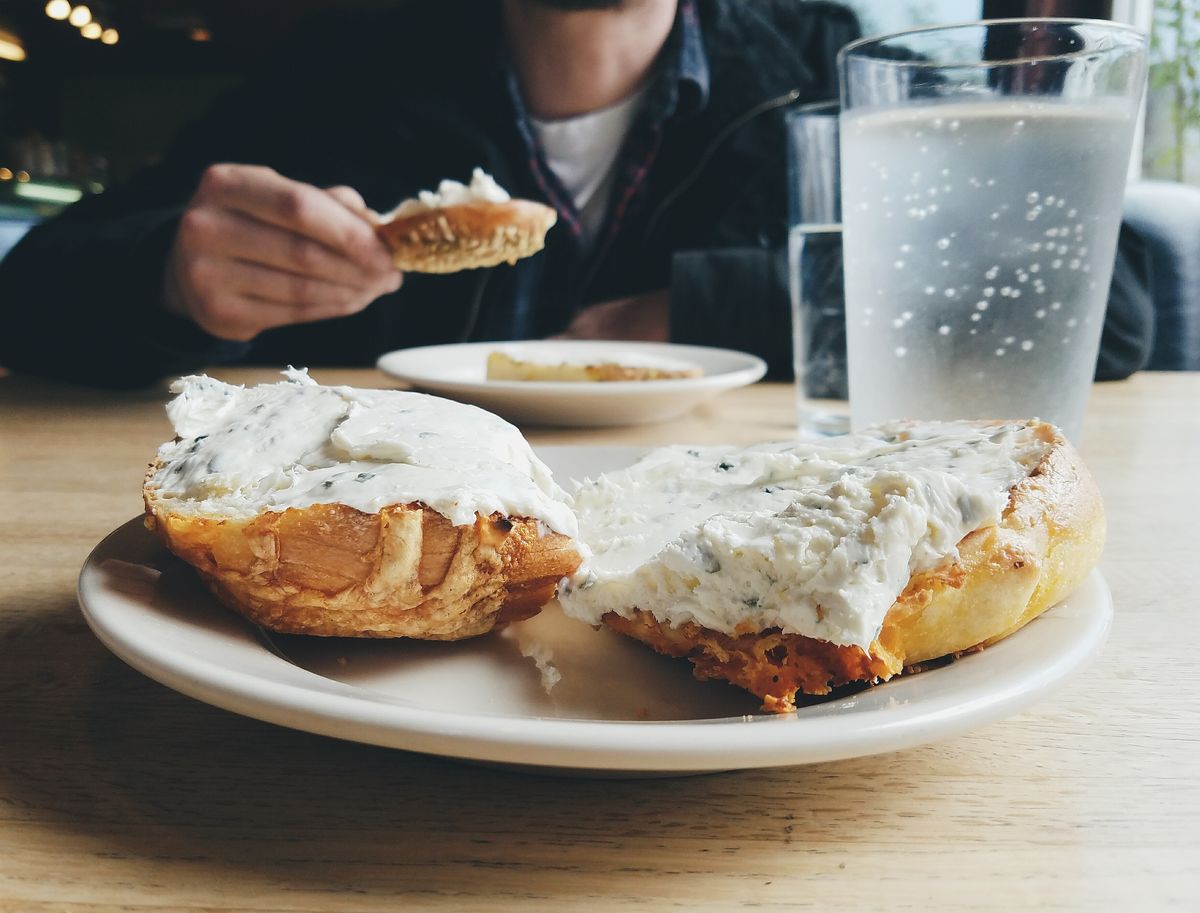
xmin=376 ymin=199 xmax=557 ymax=273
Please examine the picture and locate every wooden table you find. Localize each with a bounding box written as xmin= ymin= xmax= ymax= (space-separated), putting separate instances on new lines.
xmin=1 ymin=368 xmax=1196 ymax=911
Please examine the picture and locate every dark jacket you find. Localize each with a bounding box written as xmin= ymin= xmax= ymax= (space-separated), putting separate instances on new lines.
xmin=0 ymin=0 xmax=1151 ymax=387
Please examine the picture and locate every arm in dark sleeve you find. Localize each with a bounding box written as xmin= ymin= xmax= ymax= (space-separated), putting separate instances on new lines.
xmin=1094 ymin=223 xmax=1154 ymax=381
xmin=670 ymin=247 xmax=794 ymax=378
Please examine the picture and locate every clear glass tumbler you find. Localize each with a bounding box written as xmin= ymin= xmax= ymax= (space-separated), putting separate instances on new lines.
xmin=787 ymin=100 xmax=850 ymax=437
xmin=838 ymin=19 xmax=1146 ymax=441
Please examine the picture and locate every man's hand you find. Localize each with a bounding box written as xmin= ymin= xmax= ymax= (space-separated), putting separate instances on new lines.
xmin=555 ymin=289 xmax=669 ymax=342
xmin=163 ymin=164 xmax=402 ymax=341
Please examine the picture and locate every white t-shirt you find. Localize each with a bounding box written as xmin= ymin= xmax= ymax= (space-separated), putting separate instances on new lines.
xmin=530 ymin=87 xmax=647 ymax=249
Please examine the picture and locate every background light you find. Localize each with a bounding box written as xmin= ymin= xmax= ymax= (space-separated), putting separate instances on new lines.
xmin=0 ymin=168 xmax=12 ymax=181
xmin=81 ymin=21 xmax=101 ymax=39
xmin=45 ymin=0 xmax=71 ymax=20
xmin=100 ymin=27 xmax=118 ymax=45
xmin=68 ymin=5 xmax=91 ymax=27
xmin=190 ymin=26 xmax=212 ymax=42
xmin=13 ymin=182 xmax=84 ymax=205
xmin=0 ymin=30 xmax=25 ymax=61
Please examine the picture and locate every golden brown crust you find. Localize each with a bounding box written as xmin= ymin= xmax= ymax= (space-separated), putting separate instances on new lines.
xmin=600 ymin=423 xmax=1106 ymax=712
xmin=375 ymin=200 xmax=557 ymax=273
xmin=485 ymin=351 xmax=703 ymax=382
xmin=144 ymin=487 xmax=582 ymax=640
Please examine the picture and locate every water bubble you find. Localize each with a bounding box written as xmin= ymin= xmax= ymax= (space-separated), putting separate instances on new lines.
xmin=1010 ymin=289 xmax=1021 ymax=298
xmin=983 ymin=287 xmax=995 ymax=297
xmin=1029 ymin=263 xmax=1041 ymax=272
xmin=1000 ymin=287 xmax=1013 ymax=297
xmin=1078 ymin=246 xmax=1089 ymax=256
xmin=995 ymin=347 xmax=1007 ymax=356
xmin=1045 ymin=228 xmax=1059 ymax=237
xmin=1017 ymin=272 xmax=1029 ymax=283
xmin=1021 ymin=340 xmax=1034 ymax=351
xmin=968 ymin=177 xmax=982 ymax=187
xmin=949 ymin=120 xmax=961 ymax=131
xmin=901 ymin=311 xmax=913 ymax=321
xmin=1004 ymin=336 xmax=1016 ymax=345
xmin=976 ymin=300 xmax=989 ymax=311
xmin=940 ymin=260 xmax=951 ymax=268
xmin=1056 ymin=199 xmax=1066 ymax=208
xmin=892 ymin=317 xmax=905 ymax=329
xmin=990 ymin=212 xmax=1000 ymax=220
xmin=924 ymin=286 xmax=936 ymax=295
xmin=1067 ymin=317 xmax=1079 ymax=328
xmin=941 ymin=168 xmax=950 ymax=176
xmin=986 ymin=178 xmax=996 ymax=186
xmin=937 ymin=238 xmax=951 ymax=250
xmin=1067 ymin=208 xmax=1078 ymax=217
xmin=943 ymin=184 xmax=953 ymax=193
xmin=938 ymin=325 xmax=951 ymax=336
xmin=971 ymin=313 xmax=983 ymax=322
xmin=1025 ymin=209 xmax=1040 ymax=221
xmin=1026 ymin=192 xmax=1040 ymax=204
xmin=1051 ymin=259 xmax=1063 ymax=269
xmin=1035 ymin=309 xmax=1047 ymax=319
xmin=1044 ymin=195 xmax=1056 ymax=205
xmin=928 ymin=203 xmax=939 ymax=213
xmin=985 ymin=266 xmax=999 ymax=280
xmin=927 ymin=187 xmax=938 ymax=196
xmin=969 ymin=328 xmax=978 ymax=335
xmin=864 ymin=307 xmax=874 ymax=316
xmin=894 ymin=260 xmax=905 ymax=269
xmin=944 ymin=288 xmax=957 ymax=298
xmin=895 ymin=346 xmax=908 ymax=357
xmin=1057 ymin=244 xmax=1070 ymax=255
xmin=900 ymin=243 xmax=912 ymax=253
xmin=1069 ymin=259 xmax=1081 ymax=270
xmin=1051 ymin=301 xmax=1062 ymax=310
xmin=1014 ymin=119 xmax=1026 ymax=131
xmin=1062 ymin=337 xmax=1072 ymax=345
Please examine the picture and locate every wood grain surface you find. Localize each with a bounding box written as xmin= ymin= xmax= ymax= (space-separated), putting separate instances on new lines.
xmin=0 ymin=368 xmax=1196 ymax=912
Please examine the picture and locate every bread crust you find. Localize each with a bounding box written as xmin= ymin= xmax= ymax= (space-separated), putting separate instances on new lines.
xmin=144 ymin=485 xmax=582 ymax=640
xmin=600 ymin=423 xmax=1105 ymax=712
xmin=376 ymin=200 xmax=557 ymax=273
xmin=486 ymin=351 xmax=703 ymax=382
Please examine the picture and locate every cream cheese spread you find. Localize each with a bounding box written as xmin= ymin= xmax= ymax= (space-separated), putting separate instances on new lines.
xmin=558 ymin=421 xmax=1050 ymax=649
xmin=385 ymin=168 xmax=511 ymax=220
xmin=147 ymin=369 xmax=578 ymax=537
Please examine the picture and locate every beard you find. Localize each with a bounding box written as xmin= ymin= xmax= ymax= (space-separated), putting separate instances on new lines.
xmin=527 ymin=0 xmax=625 ymax=9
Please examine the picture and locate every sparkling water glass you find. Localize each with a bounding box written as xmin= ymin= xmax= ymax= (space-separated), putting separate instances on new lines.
xmin=838 ymin=19 xmax=1146 ymax=441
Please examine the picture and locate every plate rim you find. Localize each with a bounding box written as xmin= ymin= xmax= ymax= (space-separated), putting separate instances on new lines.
xmin=375 ymin=340 xmax=768 ymax=396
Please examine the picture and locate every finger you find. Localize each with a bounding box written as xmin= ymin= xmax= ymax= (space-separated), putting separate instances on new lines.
xmin=197 ymin=164 xmax=394 ymax=271
xmin=325 ymin=185 xmax=370 ymax=216
xmin=181 ymin=206 xmax=399 ymax=291
xmin=216 ymin=257 xmax=391 ymax=313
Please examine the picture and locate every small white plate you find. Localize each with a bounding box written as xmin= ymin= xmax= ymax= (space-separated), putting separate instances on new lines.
xmin=78 ymin=447 xmax=1112 ymax=776
xmin=376 ymin=341 xmax=767 ymax=426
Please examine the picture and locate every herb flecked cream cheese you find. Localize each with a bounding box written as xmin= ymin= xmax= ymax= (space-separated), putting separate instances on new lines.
xmin=558 ymin=422 xmax=1050 ymax=649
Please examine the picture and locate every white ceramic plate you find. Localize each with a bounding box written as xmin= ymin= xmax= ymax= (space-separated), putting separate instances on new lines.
xmin=78 ymin=446 xmax=1111 ymax=776
xmin=376 ymin=341 xmax=767 ymax=426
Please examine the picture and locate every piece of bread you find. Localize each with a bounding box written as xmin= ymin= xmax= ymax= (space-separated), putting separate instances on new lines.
xmin=564 ymin=421 xmax=1104 ymax=712
xmin=376 ymin=199 xmax=557 ymax=273
xmin=144 ymin=495 xmax=582 ymax=640
xmin=143 ymin=372 xmax=582 ymax=640
xmin=486 ymin=351 xmax=703 ymax=382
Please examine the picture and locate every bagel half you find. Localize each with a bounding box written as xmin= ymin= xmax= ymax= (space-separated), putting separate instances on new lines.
xmin=143 ymin=371 xmax=582 ymax=640
xmin=560 ymin=421 xmax=1104 ymax=712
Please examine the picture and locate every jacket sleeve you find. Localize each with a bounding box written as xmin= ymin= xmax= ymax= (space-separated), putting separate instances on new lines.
xmin=1094 ymin=223 xmax=1154 ymax=381
xmin=670 ymin=247 xmax=793 ymax=378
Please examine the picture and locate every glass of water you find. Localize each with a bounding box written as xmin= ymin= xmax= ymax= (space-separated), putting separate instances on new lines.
xmin=838 ymin=19 xmax=1146 ymax=441
xmin=787 ymin=101 xmax=849 ymax=437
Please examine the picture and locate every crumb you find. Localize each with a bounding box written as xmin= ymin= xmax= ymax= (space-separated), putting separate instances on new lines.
xmin=336 ymin=656 xmax=348 ymax=667
xmin=518 ymin=641 xmax=560 ymax=693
